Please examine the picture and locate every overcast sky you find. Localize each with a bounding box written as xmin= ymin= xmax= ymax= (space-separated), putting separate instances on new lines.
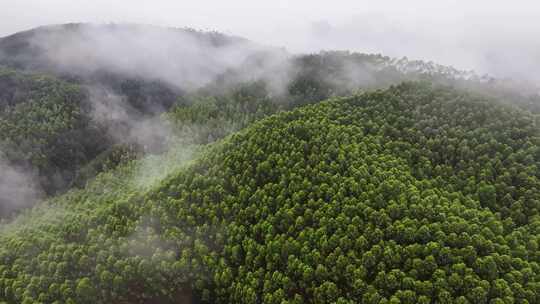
xmin=1 ymin=0 xmax=540 ymax=82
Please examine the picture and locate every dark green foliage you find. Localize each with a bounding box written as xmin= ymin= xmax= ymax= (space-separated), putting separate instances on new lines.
xmin=70 ymin=144 xmax=141 ymax=189
xmin=167 ymin=81 xmax=280 ymax=144
xmin=0 ymin=68 xmax=180 ymax=217
xmin=285 ymin=51 xmax=540 ymax=114
xmin=0 ymin=69 xmax=108 ymax=202
xmin=83 ymin=71 xmax=182 ymax=114
xmin=1 ymin=83 xmax=539 ymax=303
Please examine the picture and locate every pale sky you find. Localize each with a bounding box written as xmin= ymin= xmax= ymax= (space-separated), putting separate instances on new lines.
xmin=1 ymin=0 xmax=540 ymax=82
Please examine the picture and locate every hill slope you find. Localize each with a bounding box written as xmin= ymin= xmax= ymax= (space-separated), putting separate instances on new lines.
xmin=0 ymin=68 xmax=111 ymax=215
xmin=1 ymin=25 xmax=539 ymax=220
xmin=1 ymin=83 xmax=539 ymax=303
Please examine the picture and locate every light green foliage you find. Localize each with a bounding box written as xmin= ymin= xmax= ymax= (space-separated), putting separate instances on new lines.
xmin=0 ymin=83 xmax=540 ymax=303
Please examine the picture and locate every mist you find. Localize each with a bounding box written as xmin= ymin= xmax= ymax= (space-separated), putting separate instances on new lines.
xmin=6 ymin=23 xmax=293 ymax=157
xmin=2 ymin=0 xmax=540 ymax=86
xmin=85 ymin=85 xmax=174 ymax=152
xmin=0 ymin=151 xmax=43 ymax=218
xmin=7 ymin=23 xmax=288 ymax=91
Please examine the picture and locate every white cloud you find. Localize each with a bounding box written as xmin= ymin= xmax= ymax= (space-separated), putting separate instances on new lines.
xmin=1 ymin=0 xmax=540 ymax=82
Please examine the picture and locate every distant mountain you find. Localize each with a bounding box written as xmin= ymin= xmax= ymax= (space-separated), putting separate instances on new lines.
xmin=0 ymin=23 xmax=286 ymax=112
xmin=0 ymin=23 xmax=255 ymax=86
xmin=1 ymin=24 xmax=537 ymax=111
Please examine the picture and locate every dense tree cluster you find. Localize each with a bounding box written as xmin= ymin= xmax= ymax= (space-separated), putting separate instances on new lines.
xmin=2 ymin=24 xmax=540 ymax=218
xmin=0 ymin=67 xmax=180 ymax=216
xmin=0 ymin=83 xmax=539 ymax=303
xmin=0 ymin=69 xmax=107 ymax=201
xmin=166 ymin=81 xmax=280 ymax=144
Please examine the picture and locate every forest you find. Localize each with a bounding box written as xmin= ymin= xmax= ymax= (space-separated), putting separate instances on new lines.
xmin=0 ymin=82 xmax=539 ymax=303
xmin=0 ymin=24 xmax=539 ymax=303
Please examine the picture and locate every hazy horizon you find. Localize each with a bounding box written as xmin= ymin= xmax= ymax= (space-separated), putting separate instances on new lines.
xmin=2 ymin=0 xmax=540 ymax=83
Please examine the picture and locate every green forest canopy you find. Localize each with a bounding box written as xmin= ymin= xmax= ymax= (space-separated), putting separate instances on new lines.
xmin=2 ymin=32 xmax=540 ymax=218
xmin=0 ymin=83 xmax=539 ymax=303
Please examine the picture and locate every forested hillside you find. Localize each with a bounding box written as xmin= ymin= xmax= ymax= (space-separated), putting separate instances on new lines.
xmin=1 ymin=83 xmax=539 ymax=303
xmin=0 ymin=68 xmax=109 ymax=216
xmin=4 ymin=24 xmax=535 ymax=210
xmin=0 ymin=66 xmax=184 ymax=218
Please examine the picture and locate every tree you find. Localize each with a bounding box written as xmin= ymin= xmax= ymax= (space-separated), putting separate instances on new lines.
xmin=76 ymin=278 xmax=96 ymax=303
